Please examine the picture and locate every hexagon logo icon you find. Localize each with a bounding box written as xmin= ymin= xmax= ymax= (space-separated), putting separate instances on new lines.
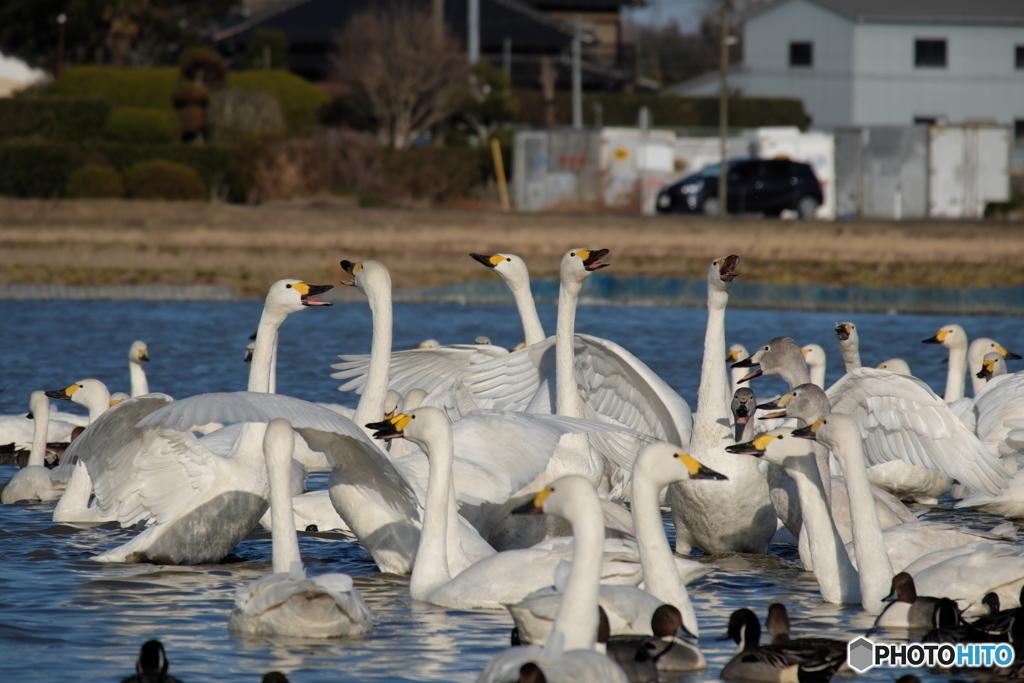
xmin=848 ymin=637 xmax=875 ymax=672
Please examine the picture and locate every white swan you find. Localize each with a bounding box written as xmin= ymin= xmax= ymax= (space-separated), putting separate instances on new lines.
xmin=903 ymin=541 xmax=1024 ymax=619
xmin=922 ymin=324 xmax=1022 ymax=400
xmin=727 ymin=344 xmax=750 ymax=398
xmin=735 ymin=337 xmax=1007 ymax=496
xmin=834 ymin=322 xmax=861 ymax=372
xmin=475 ymin=476 xmax=630 ymax=683
xmin=128 ymin=340 xmax=150 ymax=397
xmin=470 ymin=253 xmax=547 ymax=346
xmin=510 ymin=441 xmax=725 ymax=645
xmin=876 ymin=358 xmax=912 ymax=375
xmin=801 ymin=344 xmax=827 ymax=389
xmin=670 ymin=255 xmax=776 ymax=555
xmin=1 ymin=391 xmax=65 ymax=504
xmin=228 ymin=418 xmax=372 ymax=638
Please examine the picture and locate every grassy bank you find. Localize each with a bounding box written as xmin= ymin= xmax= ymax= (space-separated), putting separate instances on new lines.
xmin=0 ymin=198 xmax=1020 ymax=297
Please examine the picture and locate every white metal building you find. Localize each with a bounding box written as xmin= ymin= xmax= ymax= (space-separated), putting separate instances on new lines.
xmin=667 ymin=0 xmax=1024 ymax=135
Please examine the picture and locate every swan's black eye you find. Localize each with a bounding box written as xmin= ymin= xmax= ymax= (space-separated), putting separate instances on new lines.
xmin=506 ymin=258 xmax=511 ymax=262
xmin=764 ymin=346 xmax=770 ymax=351
xmin=286 ymin=284 xmax=292 ymax=288
xmin=79 ymin=385 xmax=84 ymax=388
xmin=570 ymin=252 xmax=576 ymax=257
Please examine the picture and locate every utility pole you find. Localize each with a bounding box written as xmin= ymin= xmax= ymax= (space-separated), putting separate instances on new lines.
xmin=56 ymin=13 xmax=66 ymax=79
xmin=718 ymin=0 xmax=731 ymax=218
xmin=433 ymin=0 xmax=444 ymax=44
xmin=468 ymin=0 xmax=479 ymax=64
xmin=572 ymin=16 xmax=582 ymax=130
xmin=503 ymin=37 xmax=512 ymax=75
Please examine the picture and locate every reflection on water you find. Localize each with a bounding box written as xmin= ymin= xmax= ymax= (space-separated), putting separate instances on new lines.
xmin=0 ymin=299 xmax=1020 ymax=681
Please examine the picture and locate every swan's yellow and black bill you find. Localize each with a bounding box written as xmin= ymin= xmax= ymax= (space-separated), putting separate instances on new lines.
xmin=470 ymin=253 xmax=503 ymax=268
xmin=45 ymin=384 xmax=80 ymax=401
xmin=578 ymin=248 xmax=610 ymax=271
xmin=339 ymin=260 xmax=363 ymax=287
xmin=791 ymin=420 xmax=824 ymax=440
xmin=716 ymin=255 xmax=739 ymax=282
xmin=367 ymin=413 xmax=412 ymax=440
xmin=292 ymin=281 xmax=334 ymax=305
xmin=977 ymin=361 xmax=997 ymax=379
xmin=921 ymin=330 xmax=947 ymax=344
xmin=138 ymin=349 xmax=149 ymax=362
xmin=835 ymin=323 xmax=853 ymax=341
xmin=512 ymin=487 xmax=553 ymax=515
xmin=996 ymin=344 xmax=1023 ymax=360
xmin=725 ymin=434 xmax=778 ymax=457
xmin=756 ymin=392 xmax=792 ymax=420
xmin=676 ymin=453 xmax=728 ymax=481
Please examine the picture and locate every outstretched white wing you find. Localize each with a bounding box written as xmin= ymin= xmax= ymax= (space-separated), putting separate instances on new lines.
xmin=331 ymin=344 xmax=509 ymax=396
xmin=827 ymin=368 xmax=1007 ymax=496
xmin=973 ymin=372 xmax=1024 ymax=458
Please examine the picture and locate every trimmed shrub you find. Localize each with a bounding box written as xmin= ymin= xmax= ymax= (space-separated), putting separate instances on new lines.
xmin=66 ymin=165 xmax=124 ymax=198
xmin=228 ymin=70 xmax=328 ymax=134
xmin=48 ymin=66 xmax=179 ymax=110
xmin=208 ymin=89 xmax=286 ymax=144
xmin=0 ymin=97 xmax=110 ymax=141
xmin=375 ymin=147 xmax=481 ymax=202
xmin=124 ymin=160 xmax=207 ymax=200
xmin=179 ymin=47 xmax=228 ymax=89
xmin=0 ymin=140 xmax=73 ymax=197
xmin=104 ymin=108 xmax=178 ymax=144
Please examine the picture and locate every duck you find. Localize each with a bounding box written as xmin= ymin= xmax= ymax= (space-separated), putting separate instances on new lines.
xmin=734 ymin=336 xmax=1006 ymax=498
xmin=902 ymin=540 xmax=1024 ymax=619
xmin=120 ymin=640 xmax=184 ymax=683
xmin=228 ymin=418 xmax=372 ymax=638
xmin=971 ymin=587 xmax=1024 ymax=634
xmin=509 ymin=440 xmax=725 ymax=644
xmin=474 ymin=476 xmax=629 ymax=683
xmin=765 ymin=603 xmax=847 ymax=660
xmin=669 ymin=255 xmax=776 ymax=556
xmin=720 ymin=608 xmax=847 ymax=682
xmin=606 ymin=604 xmax=706 ymax=674
xmin=1 ymin=391 xmax=65 ymax=504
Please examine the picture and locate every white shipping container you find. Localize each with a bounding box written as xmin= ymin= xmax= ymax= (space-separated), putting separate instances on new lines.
xmin=929 ymin=125 xmax=1011 ymax=219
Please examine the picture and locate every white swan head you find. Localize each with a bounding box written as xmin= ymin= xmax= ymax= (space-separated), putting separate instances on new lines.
xmin=756 ymin=383 xmax=829 ymax=424
xmin=801 ymin=344 xmax=826 ymax=370
xmin=969 ymin=337 xmax=1022 ymax=367
xmin=266 ymin=278 xmax=333 ymax=314
xmin=513 ymin=475 xmax=602 ymax=522
xmin=877 ymin=358 xmax=912 ymax=375
xmin=366 ymin=406 xmax=450 ymax=451
xmin=109 ymin=391 xmax=129 ymax=405
xmin=560 ymin=248 xmax=609 ymax=284
xmin=45 ymin=378 xmax=111 ymax=411
xmin=129 ymin=340 xmax=149 ymax=365
xmin=708 ymin=255 xmax=739 ymax=292
xmin=732 ymin=387 xmax=756 ymax=441
xmin=834 ymin=322 xmax=858 ymax=345
xmin=922 ymin=323 xmax=967 ymax=350
xmin=790 ymin=413 xmax=860 ymax=453
xmin=417 ymin=339 xmax=440 ymax=349
xmin=340 ymin=259 xmax=391 ymax=296
xmin=27 ymin=390 xmax=49 ymax=418
xmin=725 ymin=428 xmax=814 ymax=468
xmin=635 ymin=441 xmax=728 ymax=489
xmin=470 ymin=252 xmax=532 ymax=288
xmin=383 ymin=389 xmax=404 ymax=417
xmin=732 ymin=337 xmax=803 ymax=383
xmin=727 ymin=343 xmax=749 ymax=364
xmin=977 ymin=353 xmax=1007 ymax=381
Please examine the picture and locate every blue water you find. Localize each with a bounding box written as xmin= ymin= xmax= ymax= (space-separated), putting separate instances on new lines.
xmin=0 ymin=298 xmax=1019 ymax=681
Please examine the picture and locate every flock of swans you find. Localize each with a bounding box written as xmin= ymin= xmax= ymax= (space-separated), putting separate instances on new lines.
xmin=2 ymin=247 xmax=1024 ymax=683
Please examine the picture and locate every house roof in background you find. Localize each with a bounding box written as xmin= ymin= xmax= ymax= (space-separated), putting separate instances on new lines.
xmin=747 ymin=0 xmax=1024 ymax=26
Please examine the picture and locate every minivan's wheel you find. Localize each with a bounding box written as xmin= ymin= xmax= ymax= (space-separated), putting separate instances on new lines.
xmin=701 ymin=197 xmax=720 ymax=217
xmin=797 ymin=196 xmax=820 ymax=219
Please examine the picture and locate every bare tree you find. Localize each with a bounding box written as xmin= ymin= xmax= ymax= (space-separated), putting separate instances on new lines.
xmin=330 ymin=6 xmax=470 ymax=149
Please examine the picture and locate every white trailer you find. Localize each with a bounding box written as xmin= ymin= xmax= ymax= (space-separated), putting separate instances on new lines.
xmin=928 ymin=124 xmax=1011 ymax=219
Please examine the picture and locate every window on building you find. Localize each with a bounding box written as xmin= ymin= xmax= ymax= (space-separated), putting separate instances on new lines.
xmin=789 ymin=41 xmax=813 ymax=67
xmin=915 ymin=39 xmax=947 ymax=68
xmin=1016 ymin=45 xmax=1024 ymax=69
xmin=914 ymin=116 xmax=938 ymax=126
xmin=1015 ymin=119 xmax=1024 ymax=142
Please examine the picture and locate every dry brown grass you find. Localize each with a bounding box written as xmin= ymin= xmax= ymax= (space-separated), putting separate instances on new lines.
xmin=0 ymin=198 xmax=1021 ymax=296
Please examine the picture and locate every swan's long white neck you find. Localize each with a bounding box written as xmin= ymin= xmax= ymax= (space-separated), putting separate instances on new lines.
xmin=551 ymin=492 xmax=604 ymax=651
xmin=809 ymin=362 xmax=826 ymax=389
xmin=248 ymin=306 xmax=288 ymax=393
xmin=784 ymin=450 xmax=860 ymax=605
xmin=838 ymin=338 xmax=861 ymax=373
xmin=555 ymin=277 xmax=584 ymax=419
xmin=267 ymin=428 xmax=303 ymax=575
xmin=967 ymin=340 xmax=992 ymax=398
xmin=354 ymin=278 xmax=393 ymax=431
xmin=631 ymin=470 xmax=699 ymax=635
xmin=129 ymin=361 xmax=149 ymax=397
xmin=693 ymin=285 xmax=731 ymax=445
xmin=80 ymin=392 xmax=111 ymax=424
xmin=943 ymin=342 xmax=967 ymax=402
xmin=28 ymin=393 xmax=49 ymax=469
xmin=409 ymin=423 xmax=455 ymax=600
xmin=507 ymin=273 xmax=546 ymax=346
xmin=826 ymin=426 xmax=894 ymax=614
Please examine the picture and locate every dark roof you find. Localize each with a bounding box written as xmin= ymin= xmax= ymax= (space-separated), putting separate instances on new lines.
xmin=215 ymin=0 xmax=593 ymax=50
xmin=522 ymin=0 xmax=645 ymax=10
xmin=748 ymin=0 xmax=1024 ymax=25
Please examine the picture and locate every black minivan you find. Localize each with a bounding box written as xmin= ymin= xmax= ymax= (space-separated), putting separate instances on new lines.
xmin=656 ymin=158 xmax=824 ymax=218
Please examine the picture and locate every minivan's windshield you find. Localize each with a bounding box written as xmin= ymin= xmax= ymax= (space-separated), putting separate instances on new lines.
xmin=696 ymin=159 xmax=743 ymax=178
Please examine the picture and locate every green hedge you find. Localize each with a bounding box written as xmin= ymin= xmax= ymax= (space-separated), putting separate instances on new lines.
xmin=104 ymin=108 xmax=179 ymax=144
xmin=124 ymin=160 xmax=206 ymax=200
xmin=0 ymin=140 xmax=236 ymax=198
xmin=0 ymin=97 xmax=111 ymax=141
xmin=227 ymin=71 xmax=328 ymax=133
xmin=66 ymin=165 xmax=124 ymax=198
xmin=50 ymin=66 xmax=180 ymax=109
xmin=513 ymin=90 xmax=809 ymax=129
